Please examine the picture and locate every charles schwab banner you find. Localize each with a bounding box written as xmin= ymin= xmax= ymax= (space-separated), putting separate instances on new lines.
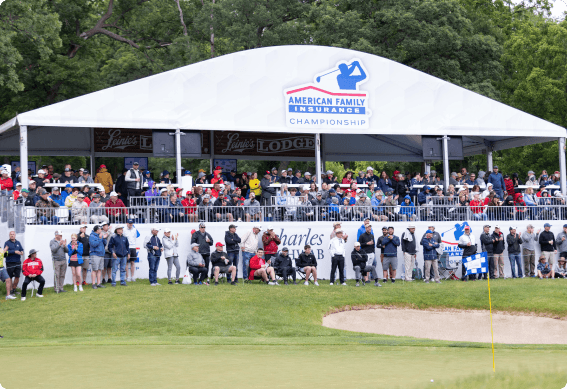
xmin=212 ymin=131 xmax=315 ymax=157
xmin=94 ymin=128 xmax=153 ymax=153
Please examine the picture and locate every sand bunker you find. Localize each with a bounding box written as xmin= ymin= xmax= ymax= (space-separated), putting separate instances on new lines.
xmin=323 ymin=308 xmax=567 ymax=344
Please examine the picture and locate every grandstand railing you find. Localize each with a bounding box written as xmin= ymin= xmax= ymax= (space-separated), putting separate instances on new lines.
xmin=19 ymin=204 xmax=567 ymax=225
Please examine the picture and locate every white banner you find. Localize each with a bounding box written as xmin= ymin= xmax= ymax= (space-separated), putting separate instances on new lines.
xmin=8 ymin=220 xmax=557 ymax=288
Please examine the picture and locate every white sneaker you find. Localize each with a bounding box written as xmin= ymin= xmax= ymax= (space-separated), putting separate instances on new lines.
xmin=131 ymin=277 xmax=136 ymax=282
xmin=6 ymin=295 xmax=16 ymax=300
xmin=36 ymin=294 xmax=43 ymax=297
xmin=74 ymin=285 xmax=78 ymax=292
xmin=79 ymin=285 xmax=83 ymax=292
xmin=329 ymin=282 xmax=333 ymax=286
xmin=155 ymin=283 xmax=161 ymax=286
xmin=341 ymin=282 xmax=347 ymax=286
xmin=314 ymin=281 xmax=319 ymax=286
xmin=268 ymin=281 xmax=275 ymax=285
xmin=150 ymin=283 xmax=157 ymax=286
xmin=274 ymin=281 xmax=279 ymax=285
xmin=126 ymin=277 xmax=131 ymax=282
xmin=304 ymin=281 xmax=309 ymax=286
xmin=21 ymin=297 xmax=26 ymax=301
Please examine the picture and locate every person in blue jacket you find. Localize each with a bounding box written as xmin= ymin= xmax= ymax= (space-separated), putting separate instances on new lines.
xmin=421 ymin=230 xmax=440 ymax=283
xmin=108 ymin=226 xmax=130 ymax=287
xmin=487 ymin=166 xmax=505 ymax=199
xmin=89 ymin=225 xmax=106 ymax=289
xmin=67 ymin=233 xmax=84 ymax=292
xmin=399 ymin=195 xmax=416 ymax=221
xmin=49 ymin=187 xmax=65 ymax=206
xmin=381 ymin=227 xmax=400 ymax=283
xmin=417 ymin=186 xmax=431 ymax=205
xmin=4 ymin=230 xmax=24 ymax=296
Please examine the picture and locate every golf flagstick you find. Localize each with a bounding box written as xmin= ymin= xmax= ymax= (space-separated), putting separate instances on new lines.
xmin=487 ymin=271 xmax=495 ymax=372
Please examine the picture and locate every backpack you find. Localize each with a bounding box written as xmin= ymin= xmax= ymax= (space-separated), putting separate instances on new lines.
xmin=412 ymin=260 xmax=423 ymax=280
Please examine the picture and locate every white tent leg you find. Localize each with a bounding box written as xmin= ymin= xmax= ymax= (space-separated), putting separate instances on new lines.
xmin=424 ymin=162 xmax=431 ymax=175
xmin=90 ymin=127 xmax=95 ymax=175
xmin=20 ymin=125 xmax=28 ymax=190
xmin=487 ymin=150 xmax=493 ymax=172
xmin=442 ymin=135 xmax=450 ymax=191
xmin=315 ymin=133 xmax=321 ymax=187
xmin=210 ymin=130 xmax=214 ymax=173
xmin=175 ymin=129 xmax=182 ymax=184
xmin=560 ymin=137 xmax=566 ymax=195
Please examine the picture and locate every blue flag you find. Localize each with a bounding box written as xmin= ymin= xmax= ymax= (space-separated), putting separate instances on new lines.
xmin=462 ymin=252 xmax=488 ymax=276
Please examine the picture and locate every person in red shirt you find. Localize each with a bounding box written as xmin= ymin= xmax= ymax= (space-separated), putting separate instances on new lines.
xmin=469 ymin=193 xmax=487 ymax=220
xmin=211 ymin=170 xmax=224 ymax=185
xmin=181 ymin=191 xmax=197 ymax=222
xmin=105 ymin=191 xmax=128 ymax=223
xmin=13 ymin=182 xmax=22 ymax=200
xmin=261 ymin=226 xmax=281 ymax=263
xmin=21 ymin=249 xmax=45 ymax=301
xmin=248 ymin=248 xmax=278 ymax=285
xmin=0 ymin=170 xmax=13 ymax=191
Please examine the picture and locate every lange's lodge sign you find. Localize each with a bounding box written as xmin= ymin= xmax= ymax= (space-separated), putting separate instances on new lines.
xmin=213 ymin=131 xmax=315 ymax=157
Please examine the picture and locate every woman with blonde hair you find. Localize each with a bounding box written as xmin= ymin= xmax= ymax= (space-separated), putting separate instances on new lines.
xmin=68 ymin=233 xmax=84 ymax=292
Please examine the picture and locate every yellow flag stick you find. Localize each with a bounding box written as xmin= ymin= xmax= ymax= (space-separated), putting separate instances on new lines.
xmin=487 ymin=271 xmax=495 ymax=372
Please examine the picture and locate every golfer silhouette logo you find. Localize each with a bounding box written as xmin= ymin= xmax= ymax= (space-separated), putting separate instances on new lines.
xmin=284 ymin=58 xmax=371 ymax=129
xmin=440 ymin=222 xmax=470 ymax=257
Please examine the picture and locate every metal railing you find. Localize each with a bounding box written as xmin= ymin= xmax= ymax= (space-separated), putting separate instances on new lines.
xmin=20 ymin=203 xmax=567 ymax=225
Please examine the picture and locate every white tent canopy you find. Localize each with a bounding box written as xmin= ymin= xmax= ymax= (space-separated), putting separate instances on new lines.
xmin=1 ymin=45 xmax=565 ymax=190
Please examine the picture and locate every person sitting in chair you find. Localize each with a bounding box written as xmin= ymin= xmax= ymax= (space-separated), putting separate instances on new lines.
xmin=296 ymin=245 xmax=319 ymax=286
xmin=351 ymin=242 xmax=381 ymax=287
xmin=20 ymin=249 xmax=45 ymax=301
xmin=248 ymin=248 xmax=278 ymax=285
xmin=273 ymin=247 xmax=296 ymax=285
xmin=187 ymin=243 xmax=208 ymax=285
xmin=211 ymin=242 xmax=236 ymax=286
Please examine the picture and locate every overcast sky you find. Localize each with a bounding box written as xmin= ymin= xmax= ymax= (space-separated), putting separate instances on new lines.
xmin=551 ymin=0 xmax=567 ymax=18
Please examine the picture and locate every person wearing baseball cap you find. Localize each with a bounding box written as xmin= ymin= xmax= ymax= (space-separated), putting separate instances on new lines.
xmin=329 ymin=229 xmax=346 ymax=285
xmin=187 ymin=243 xmax=208 ymax=285
xmin=240 ymin=225 xmax=262 ymax=280
xmin=145 ymin=226 xmax=163 ymax=286
xmin=163 ymin=228 xmax=181 ymax=285
xmin=457 ymin=225 xmax=477 ymax=281
xmin=48 ymin=230 xmax=68 ymax=293
xmin=107 ymin=226 xmax=129 ymax=287
xmin=261 ymin=170 xmax=276 ymax=205
xmin=540 ymin=223 xmax=557 ymax=267
xmin=224 ymin=224 xmax=241 ymax=282
xmin=191 ymin=222 xmax=214 ymax=280
xmin=507 ymin=226 xmax=523 ymax=278
xmin=123 ymin=219 xmax=139 ymax=282
xmin=479 ymin=225 xmax=496 ymax=280
xmin=94 ymin=164 xmax=113 ymax=194
xmin=273 ymin=247 xmax=297 ymax=285
xmin=211 ymin=242 xmax=236 ymax=285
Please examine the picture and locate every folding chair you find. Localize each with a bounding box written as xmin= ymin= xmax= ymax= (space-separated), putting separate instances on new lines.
xmin=438 ymin=252 xmax=459 ymax=280
xmin=296 ymin=267 xmax=314 ymax=283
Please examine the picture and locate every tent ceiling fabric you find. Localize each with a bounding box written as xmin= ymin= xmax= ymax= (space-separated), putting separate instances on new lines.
xmin=1 ymin=45 xmax=564 ymax=140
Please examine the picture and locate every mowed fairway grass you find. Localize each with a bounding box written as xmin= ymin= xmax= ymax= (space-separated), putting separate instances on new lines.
xmin=1 ymin=277 xmax=567 ymax=388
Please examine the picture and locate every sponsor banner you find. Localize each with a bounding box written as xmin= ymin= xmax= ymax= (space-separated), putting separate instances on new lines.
xmin=19 ymin=220 xmax=550 ymax=288
xmin=211 ymin=131 xmax=315 ymax=157
xmin=284 ymin=59 xmax=372 ymax=129
xmin=94 ymin=128 xmax=153 ymax=153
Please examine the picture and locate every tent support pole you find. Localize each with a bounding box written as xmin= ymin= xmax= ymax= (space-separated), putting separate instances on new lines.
xmin=20 ymin=125 xmax=28 ymax=190
xmin=210 ymin=130 xmax=214 ymax=173
xmin=487 ymin=150 xmax=493 ymax=172
xmin=441 ymin=135 xmax=450 ymax=191
xmin=424 ymin=162 xmax=431 ymax=174
xmin=175 ymin=129 xmax=182 ymax=184
xmin=315 ymin=133 xmax=321 ymax=187
xmin=90 ymin=128 xmax=95 ymax=175
xmin=560 ymin=137 xmax=566 ymax=195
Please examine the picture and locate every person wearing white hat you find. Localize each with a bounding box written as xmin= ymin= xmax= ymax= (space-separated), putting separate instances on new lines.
xmin=328 ymin=230 xmax=346 ymax=285
xmin=323 ymin=170 xmax=336 ymax=185
xmin=124 ymin=219 xmax=139 ymax=282
xmin=49 ymin=230 xmax=68 ymax=293
xmin=163 ymin=228 xmax=181 ymax=284
xmin=240 ymin=225 xmax=261 ymax=280
xmin=145 ymin=226 xmax=163 ymax=286
xmin=106 ymin=191 xmax=128 ymax=224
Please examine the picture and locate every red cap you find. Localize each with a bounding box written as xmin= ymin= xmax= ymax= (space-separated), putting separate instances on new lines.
xmin=176 ymin=188 xmax=182 ymax=192
xmin=100 ymin=164 xmax=106 ymax=168
xmin=555 ymin=171 xmax=560 ymax=175
xmin=186 ymin=190 xmax=193 ymax=195
xmin=240 ymin=197 xmax=245 ymax=201
xmin=190 ymin=229 xmax=196 ymax=234
xmin=242 ymin=172 xmax=248 ymax=176
xmin=265 ymin=171 xmax=270 ymax=174
xmin=464 ymin=226 xmax=470 ymax=229
xmin=215 ymin=242 xmax=224 ymax=247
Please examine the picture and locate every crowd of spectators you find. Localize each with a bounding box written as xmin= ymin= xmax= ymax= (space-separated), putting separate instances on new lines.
xmin=1 ymin=163 xmax=565 ymax=224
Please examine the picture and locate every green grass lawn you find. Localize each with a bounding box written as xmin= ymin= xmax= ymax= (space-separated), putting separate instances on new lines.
xmin=1 ymin=277 xmax=567 ymax=388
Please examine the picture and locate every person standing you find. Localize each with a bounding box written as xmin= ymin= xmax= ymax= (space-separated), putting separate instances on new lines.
xmin=487 ymin=166 xmax=505 ymax=200
xmin=4 ymin=231 xmax=23 ymax=296
xmin=480 ymin=225 xmax=495 ymax=280
xmin=67 ymin=233 xmax=84 ymax=292
xmin=329 ymin=230 xmax=346 ymax=286
xmin=191 ymin=223 xmax=214 ymax=279
xmin=261 ymin=226 xmax=281 ymax=264
xmin=78 ymin=225 xmax=90 ymax=286
xmin=0 ymin=246 xmax=16 ymax=300
xmin=420 ymin=230 xmax=440 ymax=283
xmin=539 ymin=223 xmax=557 ymax=266
xmin=555 ymin=224 xmax=567 ymax=271
xmin=273 ymin=247 xmax=296 ymax=285
xmin=358 ymin=223 xmax=376 ymax=282
xmin=521 ymin=224 xmax=540 ymax=277
xmin=163 ymin=228 xmax=181 ymax=285
xmin=376 ymin=226 xmax=388 ymax=281
xmin=101 ymin=222 xmax=113 ymax=284
xmin=491 ymin=226 xmax=506 ymax=278
xmin=382 ymin=225 xmax=402 ymax=283
xmin=145 ymin=226 xmax=163 ymax=286
xmin=507 ymin=227 xmax=523 ymax=278
xmin=108 ymin=226 xmax=130 ymax=287
xmin=224 ymin=224 xmax=241 ymax=283
xmin=123 ymin=219 xmax=139 ymax=282
xmin=49 ymin=230 xmax=68 ymax=293
xmin=20 ymin=249 xmax=45 ymax=301
xmin=125 ymin=161 xmax=142 ymax=205
xmin=421 ymin=225 xmax=441 ymax=280
xmin=89 ymin=225 xmax=106 ymax=289
xmin=458 ymin=225 xmax=477 ymax=281
xmin=187 ymin=243 xmax=208 ymax=285
xmin=240 ymin=225 xmax=261 ymax=281
xmin=94 ymin=164 xmax=113 ymax=194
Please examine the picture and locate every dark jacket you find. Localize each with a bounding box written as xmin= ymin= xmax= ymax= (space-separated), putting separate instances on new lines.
xmin=382 ymin=235 xmax=400 ymax=257
xmin=191 ymin=231 xmax=213 ymax=255
xmin=4 ymin=239 xmax=23 ymax=264
xmin=539 ymin=230 xmax=556 ymax=252
xmin=260 ymin=177 xmax=275 ymax=200
xmin=211 ymin=250 xmax=230 ymax=267
xmin=224 ymin=231 xmax=241 ymax=253
xmin=351 ymin=248 xmax=368 ymax=268
xmin=274 ymin=253 xmax=293 ymax=269
xmin=421 ymin=237 xmax=439 ymax=260
xmin=400 ymin=230 xmax=416 ymax=254
xmin=506 ymin=233 xmax=522 ymax=254
xmin=297 ymin=252 xmax=317 ymax=267
xmin=358 ymin=231 xmax=375 ymax=254
xmin=376 ymin=234 xmax=388 ymax=253
xmin=492 ymin=231 xmax=505 ymax=254
xmin=480 ymin=232 xmax=495 ymax=254
xmin=146 ymin=234 xmax=163 ymax=257
xmin=108 ymin=234 xmax=130 ymax=257
xmin=78 ymin=231 xmax=90 ymax=256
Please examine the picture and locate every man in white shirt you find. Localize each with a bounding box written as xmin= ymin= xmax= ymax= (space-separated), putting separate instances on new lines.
xmin=240 ymin=224 xmax=261 ymax=281
xmin=329 ymin=230 xmax=347 ymax=285
xmin=123 ymin=219 xmax=139 ymax=281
